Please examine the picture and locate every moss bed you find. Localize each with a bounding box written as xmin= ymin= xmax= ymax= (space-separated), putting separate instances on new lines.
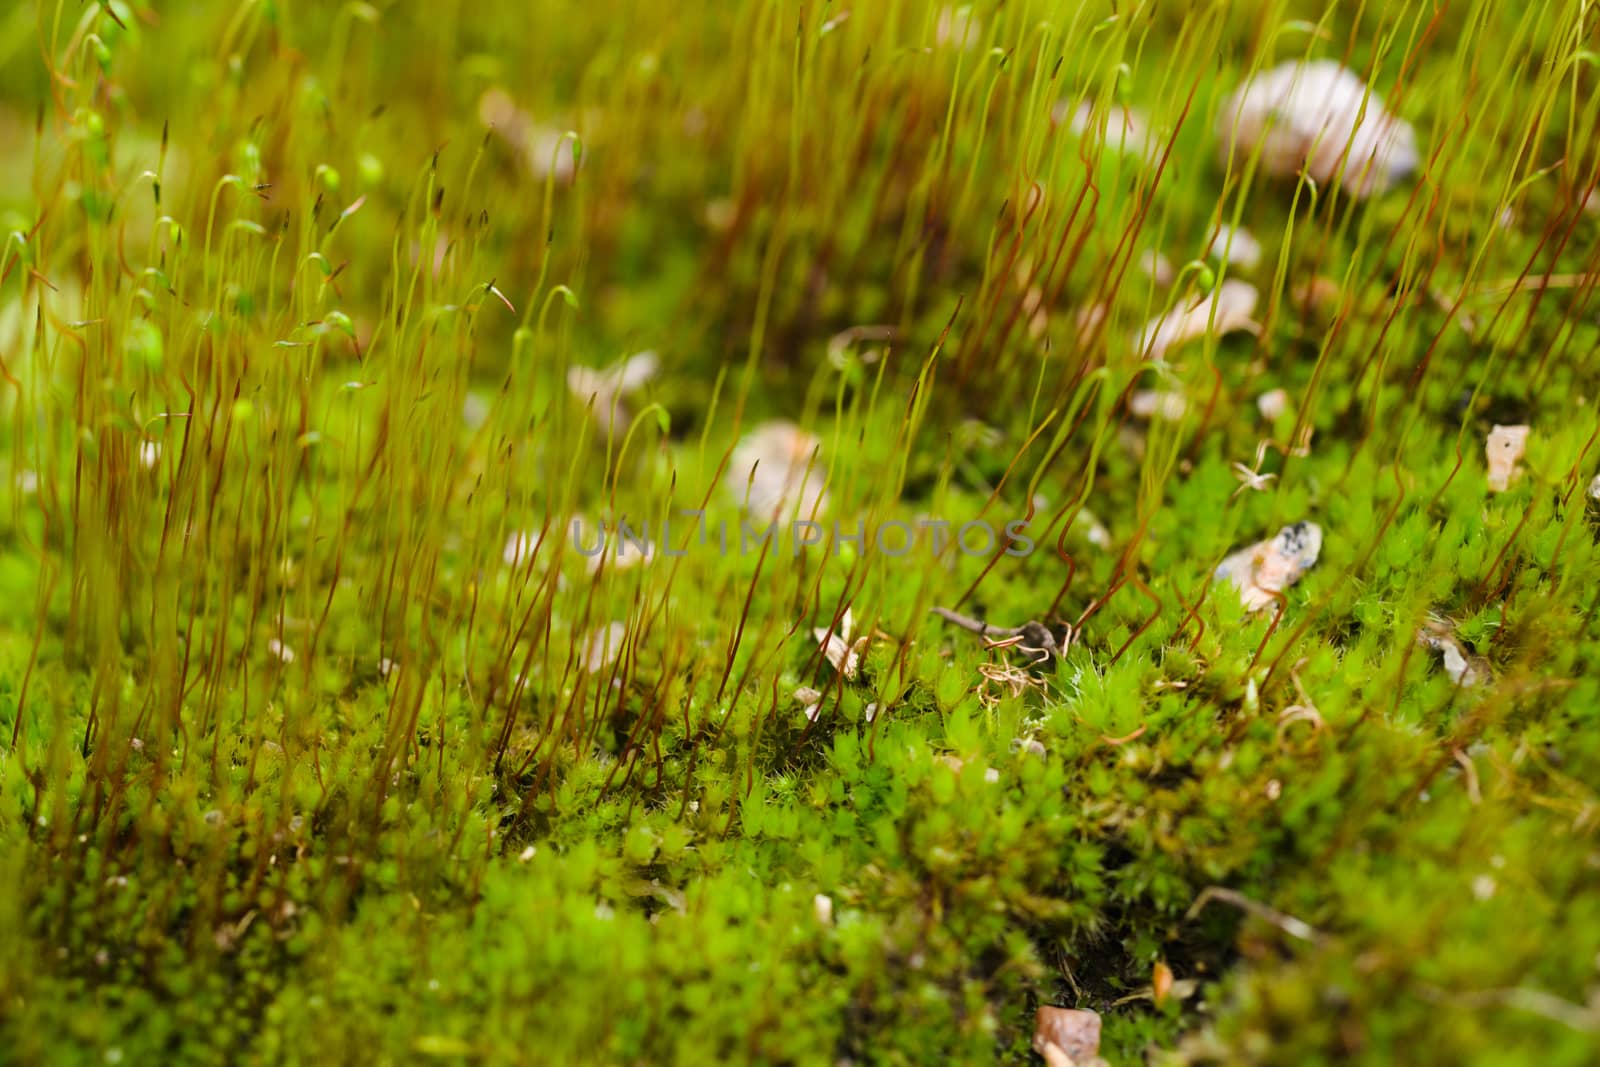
xmin=2 ymin=1 xmax=1599 ymax=1064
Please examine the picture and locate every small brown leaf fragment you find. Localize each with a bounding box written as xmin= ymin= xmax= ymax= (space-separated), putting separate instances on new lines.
xmin=1034 ymin=1007 xmax=1101 ymax=1066
xmin=1153 ymin=960 xmax=1175 ymax=1005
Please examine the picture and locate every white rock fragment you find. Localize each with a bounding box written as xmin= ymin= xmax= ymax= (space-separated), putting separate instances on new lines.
xmin=567 ymin=350 xmax=660 ymax=441
xmin=503 ymin=529 xmax=540 ymax=568
xmin=267 ymin=638 xmax=295 ymax=664
xmin=1216 ymin=60 xmax=1419 ymax=199
xmin=1011 ymin=737 xmax=1047 ymax=759
xmin=138 ymin=441 xmax=162 ymax=469
xmin=585 ymin=529 xmax=655 ymax=575
xmin=1485 ymin=424 xmax=1529 ymax=492
xmin=1417 ymin=618 xmax=1487 ymax=688
xmin=1135 ymin=279 xmax=1261 ymax=359
xmin=812 ymin=893 xmax=834 ymax=926
xmin=1138 ymin=249 xmax=1175 ymax=286
xmin=1257 ymin=388 xmax=1290 ymax=421
xmin=1215 ymin=521 xmax=1323 ymax=613
xmin=1588 ymin=473 xmax=1600 ymax=501
xmin=934 ymin=5 xmax=981 ymax=49
xmin=813 ymin=608 xmax=866 ymax=680
xmin=1073 ymin=509 xmax=1112 ymax=549
xmin=727 ymin=420 xmax=829 ymax=519
xmin=794 ymin=686 xmax=823 ymax=722
xmin=1059 ymin=100 xmax=1157 ymax=160
xmin=580 ymin=622 xmax=628 ymax=674
xmin=1207 ymin=223 xmax=1263 ymax=270
xmin=1128 ymin=389 xmax=1188 ymax=421
xmin=462 ymin=392 xmax=490 ymax=429
xmin=478 ymin=89 xmax=581 ymax=183
xmin=1073 ymin=302 xmax=1109 ymax=348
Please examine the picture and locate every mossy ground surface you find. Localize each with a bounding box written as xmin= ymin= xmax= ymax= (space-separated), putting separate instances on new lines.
xmin=2 ymin=1 xmax=1599 ymax=1064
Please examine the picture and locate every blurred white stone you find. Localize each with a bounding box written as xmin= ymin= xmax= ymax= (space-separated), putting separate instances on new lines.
xmin=580 ymin=622 xmax=629 ymax=674
xmin=1216 ymin=60 xmax=1418 ymax=199
xmin=1139 ymin=249 xmax=1175 ymax=285
xmin=567 ymin=350 xmax=660 ymax=441
xmin=1060 ymin=100 xmax=1156 ymax=160
xmin=934 ymin=6 xmax=981 ymax=49
xmin=1485 ymin=424 xmax=1529 ymax=492
xmin=1257 ymin=388 xmax=1289 ymax=421
xmin=1135 ymin=279 xmax=1260 ymax=359
xmin=1128 ymin=390 xmax=1188 ymax=421
xmin=503 ymin=529 xmax=540 ymax=568
xmin=727 ymin=420 xmax=830 ymax=519
xmin=1207 ymin=224 xmax=1263 ymax=270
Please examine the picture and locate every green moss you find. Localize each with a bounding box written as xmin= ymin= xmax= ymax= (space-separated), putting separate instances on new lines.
xmin=2 ymin=0 xmax=1600 ymax=1064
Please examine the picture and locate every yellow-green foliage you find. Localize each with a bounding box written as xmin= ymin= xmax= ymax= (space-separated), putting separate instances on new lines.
xmin=2 ymin=0 xmax=1599 ymax=1064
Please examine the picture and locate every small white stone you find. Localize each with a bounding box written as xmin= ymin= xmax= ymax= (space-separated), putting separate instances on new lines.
xmin=586 ymin=531 xmax=655 ymax=575
xmin=1138 ymin=249 xmax=1175 ymax=285
xmin=503 ymin=530 xmax=539 ymax=567
xmin=1472 ymin=874 xmax=1497 ymax=901
xmin=1074 ymin=510 xmax=1112 ymax=549
xmin=1207 ymin=224 xmax=1263 ymax=270
xmin=1059 ymin=100 xmax=1157 ymax=160
xmin=1128 ymin=390 xmax=1188 ymax=421
xmin=1135 ymin=279 xmax=1260 ymax=359
xmin=1216 ymin=60 xmax=1418 ymax=199
xmin=728 ymin=421 xmax=829 ymax=520
xmin=1257 ymin=388 xmax=1290 ymax=421
xmin=267 ymin=638 xmax=295 ymax=664
xmin=1417 ymin=620 xmax=1487 ymax=687
xmin=813 ymin=893 xmax=834 ymax=926
xmin=1215 ymin=521 xmax=1323 ymax=613
xmin=580 ymin=622 xmax=629 ymax=674
xmin=1485 ymin=424 xmax=1529 ymax=492
xmin=934 ymin=6 xmax=981 ymax=49
xmin=567 ymin=351 xmax=660 ymax=441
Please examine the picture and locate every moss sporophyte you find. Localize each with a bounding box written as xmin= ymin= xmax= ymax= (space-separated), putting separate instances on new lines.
xmin=565 ymin=514 xmax=1042 ymax=560
xmin=3 ymin=1 xmax=1600 ymax=1065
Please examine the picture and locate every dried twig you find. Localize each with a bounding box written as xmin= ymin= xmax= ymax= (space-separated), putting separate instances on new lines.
xmin=1186 ymin=886 xmax=1324 ymax=943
